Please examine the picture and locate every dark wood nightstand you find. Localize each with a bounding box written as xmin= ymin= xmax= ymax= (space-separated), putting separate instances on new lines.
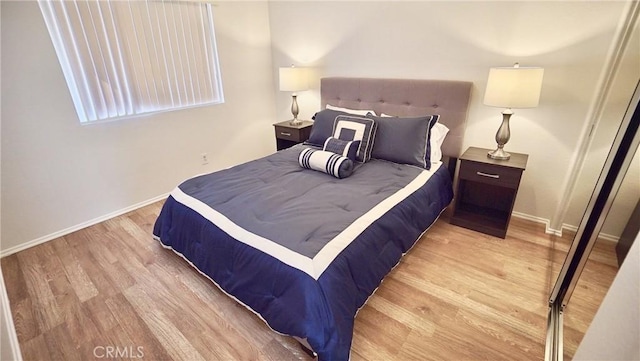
xmin=273 ymin=120 xmax=313 ymax=150
xmin=450 ymin=146 xmax=528 ymax=238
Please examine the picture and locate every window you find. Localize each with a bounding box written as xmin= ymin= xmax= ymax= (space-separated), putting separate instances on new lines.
xmin=39 ymin=0 xmax=224 ymax=123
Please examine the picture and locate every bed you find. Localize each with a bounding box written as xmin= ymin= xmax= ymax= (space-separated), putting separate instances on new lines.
xmin=153 ymin=77 xmax=472 ymax=360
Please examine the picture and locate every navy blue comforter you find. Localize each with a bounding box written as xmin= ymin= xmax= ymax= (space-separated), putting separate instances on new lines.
xmin=153 ymin=146 xmax=453 ymax=360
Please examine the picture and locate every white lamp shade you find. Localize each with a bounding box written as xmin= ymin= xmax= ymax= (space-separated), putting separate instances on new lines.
xmin=483 ymin=66 xmax=544 ymax=108
xmin=279 ymin=67 xmax=308 ymax=92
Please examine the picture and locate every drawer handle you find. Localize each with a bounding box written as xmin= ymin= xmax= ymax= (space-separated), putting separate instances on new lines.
xmin=280 ymin=132 xmax=292 ymax=136
xmin=477 ymin=171 xmax=500 ymax=179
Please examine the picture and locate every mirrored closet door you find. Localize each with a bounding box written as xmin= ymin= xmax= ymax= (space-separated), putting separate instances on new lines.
xmin=546 ymin=79 xmax=639 ymax=360
xmin=545 ymin=4 xmax=639 ymax=357
xmin=561 ymin=147 xmax=639 ymax=359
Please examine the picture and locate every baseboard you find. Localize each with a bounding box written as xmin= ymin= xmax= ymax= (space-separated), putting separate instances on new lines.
xmin=560 ymin=223 xmax=620 ymax=243
xmin=512 ymin=211 xmax=563 ymax=236
xmin=510 ymin=213 xmax=621 ymax=242
xmin=0 ymin=268 xmax=22 ymax=361
xmin=561 ymin=223 xmax=578 ymax=235
xmin=0 ymin=193 xmax=169 ymax=258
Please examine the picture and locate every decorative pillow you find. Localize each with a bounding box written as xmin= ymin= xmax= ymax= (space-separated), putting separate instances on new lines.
xmin=332 ymin=115 xmax=377 ymax=162
xmin=323 ymin=137 xmax=360 ymax=162
xmin=430 ymin=123 xmax=450 ymax=163
xmin=367 ymin=113 xmax=440 ymax=169
xmin=326 ymin=104 xmax=375 ymax=116
xmin=298 ymin=148 xmax=354 ymax=179
xmin=381 ymin=112 xmax=448 ymax=163
xmin=306 ymin=109 xmax=351 ymax=147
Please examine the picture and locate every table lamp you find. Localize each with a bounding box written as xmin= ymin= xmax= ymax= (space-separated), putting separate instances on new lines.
xmin=484 ymin=63 xmax=544 ymax=160
xmin=279 ymin=66 xmax=308 ymax=125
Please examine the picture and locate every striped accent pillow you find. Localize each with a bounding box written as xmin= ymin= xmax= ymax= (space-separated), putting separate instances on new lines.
xmin=332 ymin=115 xmax=377 ymax=162
xmin=298 ymin=148 xmax=354 ymax=179
xmin=323 ymin=137 xmax=360 ymax=162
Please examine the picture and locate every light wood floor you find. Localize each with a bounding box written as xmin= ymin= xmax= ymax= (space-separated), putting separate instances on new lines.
xmin=1 ymin=201 xmax=619 ymax=361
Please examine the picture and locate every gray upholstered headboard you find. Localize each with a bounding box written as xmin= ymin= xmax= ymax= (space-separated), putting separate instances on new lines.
xmin=321 ymin=77 xmax=473 ymax=159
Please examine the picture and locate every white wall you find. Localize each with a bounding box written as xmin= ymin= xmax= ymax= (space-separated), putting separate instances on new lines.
xmin=0 ymin=1 xmax=277 ymax=253
xmin=268 ymin=0 xmax=629 ymax=230
xmin=573 ymin=230 xmax=640 ymax=360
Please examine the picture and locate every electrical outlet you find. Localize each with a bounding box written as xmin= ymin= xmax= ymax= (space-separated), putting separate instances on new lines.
xmin=200 ymin=153 xmax=209 ymax=165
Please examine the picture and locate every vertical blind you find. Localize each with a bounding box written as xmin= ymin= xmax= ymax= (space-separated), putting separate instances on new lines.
xmin=39 ymin=0 xmax=223 ymax=123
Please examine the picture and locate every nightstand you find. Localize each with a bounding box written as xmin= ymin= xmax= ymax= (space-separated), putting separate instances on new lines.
xmin=273 ymin=120 xmax=313 ymax=150
xmin=451 ymin=146 xmax=528 ymax=238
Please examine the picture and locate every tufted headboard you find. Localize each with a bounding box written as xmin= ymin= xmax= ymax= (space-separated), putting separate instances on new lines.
xmin=321 ymin=77 xmax=473 ymax=159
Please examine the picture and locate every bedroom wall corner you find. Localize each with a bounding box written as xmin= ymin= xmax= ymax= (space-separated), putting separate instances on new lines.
xmin=0 ymin=1 xmax=277 ymax=253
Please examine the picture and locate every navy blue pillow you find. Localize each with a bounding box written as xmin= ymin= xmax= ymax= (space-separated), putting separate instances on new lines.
xmin=323 ymin=137 xmax=360 ymax=162
xmin=367 ymin=113 xmax=439 ymax=169
xmin=306 ymin=109 xmax=351 ymax=147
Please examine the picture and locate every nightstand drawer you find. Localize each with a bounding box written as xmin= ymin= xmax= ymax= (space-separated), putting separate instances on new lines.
xmin=459 ymin=160 xmax=523 ymax=189
xmin=273 ymin=120 xmax=313 ymax=151
xmin=274 ymin=125 xmax=304 ymax=142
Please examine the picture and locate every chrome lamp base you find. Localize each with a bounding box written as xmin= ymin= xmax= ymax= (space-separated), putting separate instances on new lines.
xmin=289 ymin=94 xmax=302 ymax=125
xmin=488 ymin=147 xmax=511 ymax=160
xmin=488 ymin=109 xmax=513 ymax=160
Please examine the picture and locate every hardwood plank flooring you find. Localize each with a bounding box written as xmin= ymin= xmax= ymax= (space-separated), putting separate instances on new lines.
xmin=1 ymin=201 xmax=618 ymax=360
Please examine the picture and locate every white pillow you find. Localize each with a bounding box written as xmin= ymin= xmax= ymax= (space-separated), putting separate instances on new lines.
xmin=326 ymin=104 xmax=375 ymax=116
xmin=381 ymin=113 xmax=449 ymax=163
xmin=430 ymin=123 xmax=450 ymax=163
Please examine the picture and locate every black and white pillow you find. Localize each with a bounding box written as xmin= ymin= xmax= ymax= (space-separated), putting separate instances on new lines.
xmin=323 ymin=137 xmax=360 ymax=162
xmin=332 ymin=115 xmax=377 ymax=162
xmin=299 ymin=148 xmax=354 ymax=179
